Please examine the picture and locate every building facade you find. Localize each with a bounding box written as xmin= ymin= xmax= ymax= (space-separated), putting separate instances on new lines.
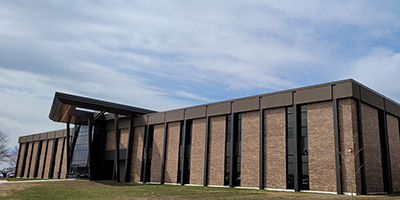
xmin=15 ymin=79 xmax=400 ymax=195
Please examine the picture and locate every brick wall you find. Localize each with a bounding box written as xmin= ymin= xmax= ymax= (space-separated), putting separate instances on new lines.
xmin=24 ymin=142 xmax=32 ymax=177
xmin=60 ymin=141 xmax=68 ymax=178
xmin=361 ymin=103 xmax=384 ymax=193
xmin=208 ymin=116 xmax=226 ymax=186
xmin=120 ymin=128 xmax=129 ymax=149
xmin=338 ymin=98 xmax=361 ymax=194
xmin=387 ymin=114 xmax=400 ymax=192
xmin=264 ymin=107 xmax=286 ymax=189
xmin=130 ymin=126 xmax=145 ymax=182
xmin=308 ymin=101 xmax=336 ymax=192
xmin=37 ymin=140 xmax=47 ymax=178
xmin=190 ymin=118 xmax=206 ymax=185
xmin=107 ymin=128 xmax=129 ymax=150
xmin=241 ymin=111 xmax=259 ymax=187
xmin=16 ymin=143 xmax=26 ymax=177
xmin=106 ymin=131 xmax=115 ymax=150
xmin=151 ymin=124 xmax=164 ymax=182
xmin=43 ymin=139 xmax=54 ymax=178
xmin=29 ymin=141 xmax=40 ymax=177
xmin=164 ymin=122 xmax=181 ymax=183
xmin=53 ymin=139 xmax=64 ymax=178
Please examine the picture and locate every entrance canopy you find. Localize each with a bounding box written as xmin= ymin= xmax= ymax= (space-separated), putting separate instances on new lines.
xmin=49 ymin=92 xmax=156 ymax=124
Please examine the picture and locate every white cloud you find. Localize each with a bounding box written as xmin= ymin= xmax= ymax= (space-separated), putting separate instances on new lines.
xmin=0 ymin=1 xmax=331 ymax=90
xmin=174 ymin=91 xmax=214 ymax=102
xmin=349 ymin=47 xmax=400 ymax=102
xmin=0 ymin=66 xmax=192 ymax=148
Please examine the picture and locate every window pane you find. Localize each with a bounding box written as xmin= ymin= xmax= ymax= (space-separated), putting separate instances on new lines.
xmin=225 ymin=143 xmax=231 ymax=155
xmin=186 ymin=146 xmax=191 ymax=155
xmin=301 ymin=105 xmax=307 ymax=112
xmin=287 ymin=138 xmax=295 ymax=154
xmin=235 ymin=142 xmax=241 ymax=156
xmin=287 ymin=128 xmax=294 ymax=138
xmin=300 ymin=138 xmax=308 ymax=155
xmin=302 ymin=163 xmax=309 ymax=175
xmin=287 ymin=155 xmax=295 ymax=163
xmin=287 ymin=114 xmax=294 ymax=128
xmin=301 ymin=127 xmax=307 ymax=137
xmin=301 ymin=113 xmax=307 ymax=127
xmin=287 ymin=162 xmax=295 ymax=175
xmin=287 ymin=107 xmax=294 ymax=114
xmin=301 ymin=155 xmax=309 ymax=163
xmin=287 ymin=174 xmax=294 ymax=189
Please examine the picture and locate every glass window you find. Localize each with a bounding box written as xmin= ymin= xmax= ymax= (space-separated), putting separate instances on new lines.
xmin=287 ymin=107 xmax=294 ymax=114
xmin=287 ymin=138 xmax=295 ymax=155
xmin=300 ymin=139 xmax=308 ymax=155
xmin=287 ymin=114 xmax=294 ymax=128
xmin=224 ymin=115 xmax=231 ymax=186
xmin=287 ymin=128 xmax=294 ymax=138
xmin=224 ymin=113 xmax=242 ymax=186
xmin=301 ymin=105 xmax=307 ymax=112
xmin=302 ymin=162 xmax=309 ymax=175
xmin=301 ymin=113 xmax=307 ymax=127
xmin=287 ymin=155 xmax=295 ymax=163
xmin=287 ymin=163 xmax=295 ymax=175
xmin=286 ymin=105 xmax=309 ymax=190
xmin=70 ymin=125 xmax=92 ymax=179
xmin=235 ymin=142 xmax=241 ymax=156
xmin=301 ymin=127 xmax=307 ymax=137
xmin=286 ymin=107 xmax=295 ymax=189
xmin=235 ymin=114 xmax=242 ymax=186
xmin=300 ymin=106 xmax=309 ymax=190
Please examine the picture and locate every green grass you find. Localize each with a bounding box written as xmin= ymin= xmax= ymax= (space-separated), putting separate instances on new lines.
xmin=1 ymin=180 xmax=400 ymax=200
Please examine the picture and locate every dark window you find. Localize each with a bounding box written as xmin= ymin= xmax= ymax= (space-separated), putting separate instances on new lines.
xmin=69 ymin=125 xmax=91 ymax=179
xmin=300 ymin=105 xmax=309 ymax=190
xmin=224 ymin=114 xmax=242 ymax=186
xmin=224 ymin=115 xmax=231 ymax=186
xmin=177 ymin=122 xmax=184 ymax=183
xmin=286 ymin=108 xmax=295 ymax=189
xmin=141 ymin=125 xmax=154 ymax=182
xmin=378 ymin=110 xmax=391 ymax=193
xmin=140 ymin=126 xmax=147 ymax=182
xmin=177 ymin=120 xmax=192 ymax=184
xmin=286 ymin=105 xmax=309 ymax=190
xmin=185 ymin=120 xmax=193 ymax=184
xmin=235 ymin=114 xmax=242 ymax=186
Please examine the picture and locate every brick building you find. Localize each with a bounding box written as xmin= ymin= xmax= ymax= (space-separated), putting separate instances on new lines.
xmin=15 ymin=79 xmax=400 ymax=195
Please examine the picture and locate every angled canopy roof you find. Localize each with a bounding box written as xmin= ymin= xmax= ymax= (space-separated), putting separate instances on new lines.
xmin=49 ymin=92 xmax=156 ymax=124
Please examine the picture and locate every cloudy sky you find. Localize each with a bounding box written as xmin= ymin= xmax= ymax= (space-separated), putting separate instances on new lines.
xmin=1 ymin=1 xmax=400 ymax=148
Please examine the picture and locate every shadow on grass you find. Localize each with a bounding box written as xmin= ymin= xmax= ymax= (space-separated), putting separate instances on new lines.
xmin=93 ymin=180 xmax=147 ymax=187
xmin=387 ymin=192 xmax=400 ymax=197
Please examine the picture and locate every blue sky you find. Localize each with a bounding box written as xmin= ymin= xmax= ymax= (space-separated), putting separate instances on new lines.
xmin=1 ymin=1 xmax=400 ymax=148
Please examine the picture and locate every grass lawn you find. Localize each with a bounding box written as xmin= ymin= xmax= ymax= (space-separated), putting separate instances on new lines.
xmin=1 ymin=180 xmax=400 ymax=200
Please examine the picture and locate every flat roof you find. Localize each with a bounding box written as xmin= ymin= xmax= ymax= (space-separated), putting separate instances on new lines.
xmin=132 ymin=79 xmax=400 ymax=126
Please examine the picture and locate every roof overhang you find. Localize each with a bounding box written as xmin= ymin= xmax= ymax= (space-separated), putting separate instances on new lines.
xmin=49 ymin=92 xmax=156 ymax=124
